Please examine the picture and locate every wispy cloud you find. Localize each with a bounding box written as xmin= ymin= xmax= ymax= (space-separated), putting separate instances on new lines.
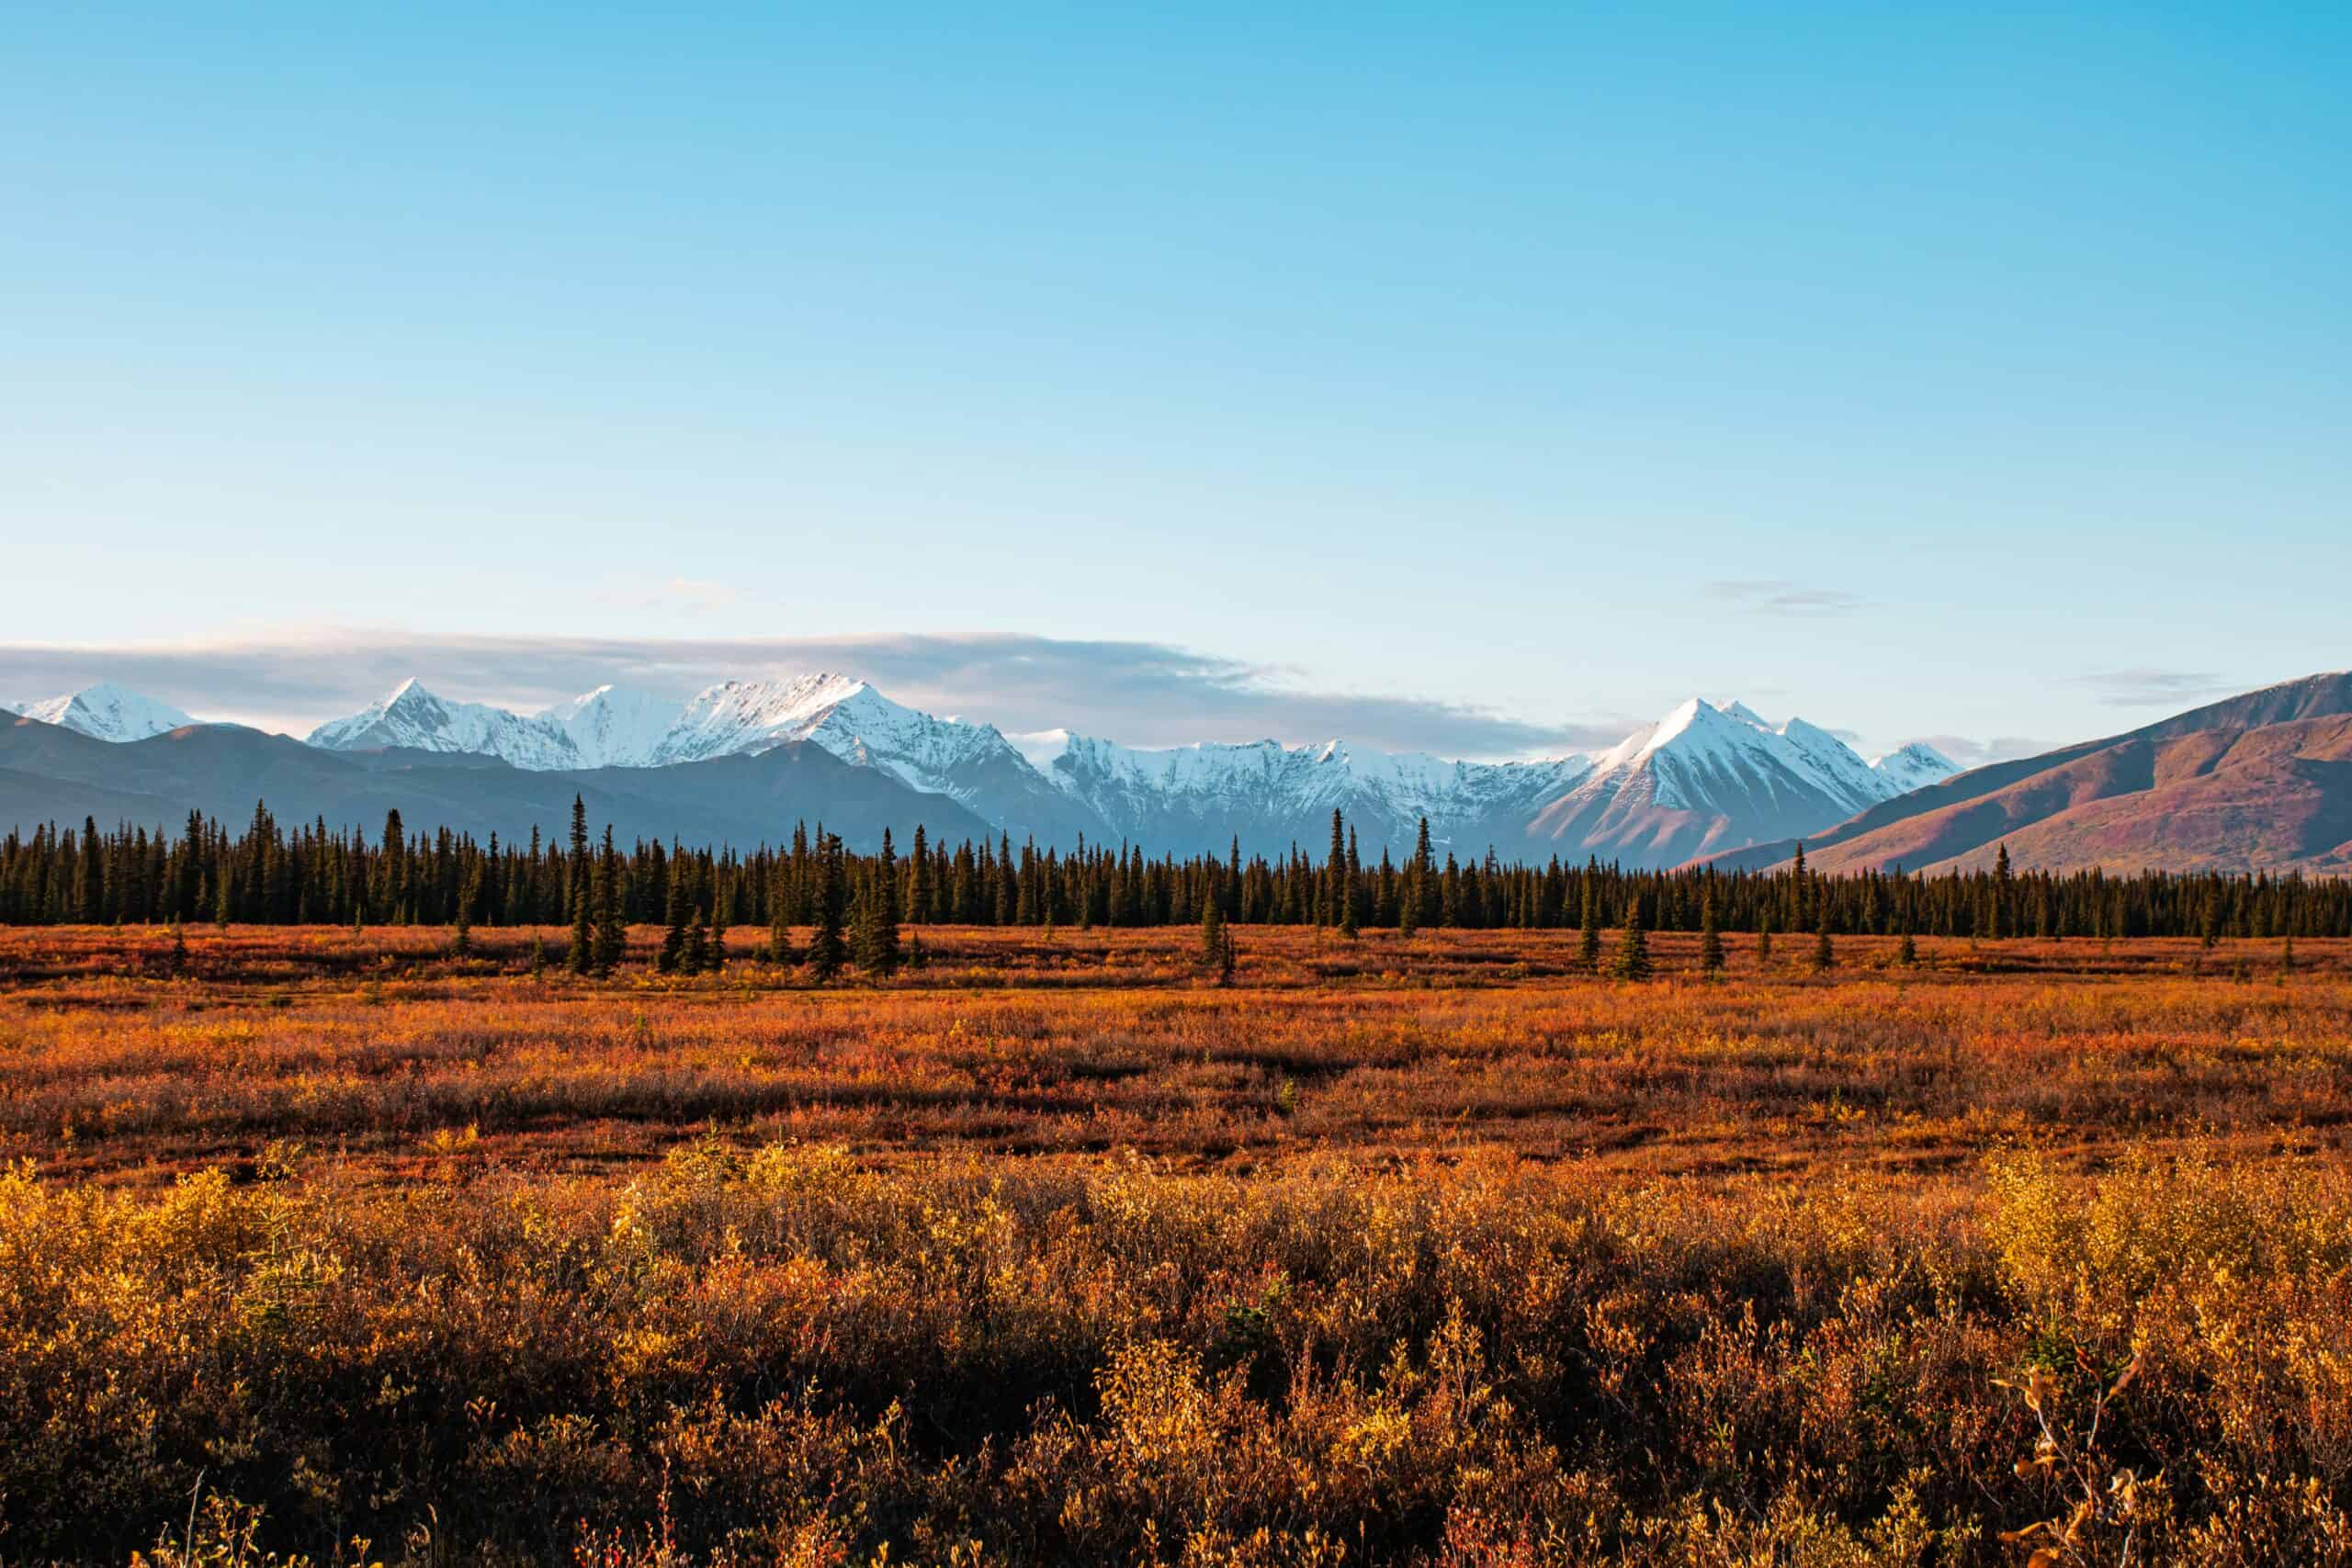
xmin=2064 ymin=669 xmax=2240 ymax=708
xmin=0 ymin=630 xmax=1620 ymax=761
xmin=1705 ymin=580 xmax=1869 ymax=616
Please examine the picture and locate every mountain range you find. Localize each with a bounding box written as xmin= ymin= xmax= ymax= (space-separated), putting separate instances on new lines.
xmin=1704 ymin=671 xmax=2352 ymax=878
xmin=7 ymin=674 xmax=1957 ymax=863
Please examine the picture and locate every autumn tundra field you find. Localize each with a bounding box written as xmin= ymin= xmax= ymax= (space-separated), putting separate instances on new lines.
xmin=4 ymin=923 xmax=2351 ymax=1565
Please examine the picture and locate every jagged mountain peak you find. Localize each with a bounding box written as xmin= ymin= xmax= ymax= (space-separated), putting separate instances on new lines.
xmin=212 ymin=672 xmax=1957 ymax=863
xmin=307 ymin=679 xmax=584 ymax=768
xmin=19 ymin=682 xmax=199 ymax=743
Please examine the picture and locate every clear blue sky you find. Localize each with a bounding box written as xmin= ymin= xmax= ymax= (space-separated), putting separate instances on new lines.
xmin=4 ymin=2 xmax=2346 ymax=760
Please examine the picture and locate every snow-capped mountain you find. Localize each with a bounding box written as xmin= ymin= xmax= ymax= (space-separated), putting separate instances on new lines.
xmin=306 ymin=680 xmax=587 ymax=769
xmin=542 ymin=684 xmax=680 ymax=769
xmin=1033 ymin=733 xmax=1590 ymax=856
xmin=648 ymin=676 xmax=1101 ymax=841
xmin=1522 ymin=698 xmax=1958 ymax=869
xmin=164 ymin=674 xmax=1957 ymax=863
xmin=1870 ymin=741 xmax=1962 ymax=795
xmin=302 ymin=674 xmax=1101 ymax=842
xmin=17 ymin=682 xmax=198 ymax=743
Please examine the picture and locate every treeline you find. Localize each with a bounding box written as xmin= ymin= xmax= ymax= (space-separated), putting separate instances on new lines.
xmin=4 ymin=798 xmax=2349 ymax=943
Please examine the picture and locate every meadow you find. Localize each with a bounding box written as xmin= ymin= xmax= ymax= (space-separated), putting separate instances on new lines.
xmin=2 ymin=924 xmax=2348 ymax=1565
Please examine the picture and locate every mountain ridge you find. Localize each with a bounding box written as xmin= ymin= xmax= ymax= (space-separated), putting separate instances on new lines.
xmin=1701 ymin=671 xmax=2352 ymax=876
xmin=17 ymin=673 xmax=1962 ymax=859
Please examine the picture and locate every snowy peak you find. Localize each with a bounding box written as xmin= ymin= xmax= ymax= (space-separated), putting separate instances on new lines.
xmin=20 ymin=682 xmax=198 ymax=742
xmin=1869 ymin=740 xmax=1961 ymax=796
xmin=656 ymin=673 xmax=885 ymax=764
xmin=1572 ymin=698 xmax=1921 ymax=823
xmin=291 ymin=672 xmax=1950 ymax=862
xmin=538 ymin=684 xmax=680 ymax=769
xmin=1035 ymin=728 xmax=1592 ymax=853
xmin=306 ymin=680 xmax=585 ymax=769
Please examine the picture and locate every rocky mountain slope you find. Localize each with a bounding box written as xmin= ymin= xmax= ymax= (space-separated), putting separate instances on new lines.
xmin=14 ymin=682 xmax=198 ymax=743
xmin=1703 ymin=671 xmax=2352 ymax=875
xmin=23 ymin=675 xmax=1963 ymax=859
xmin=1517 ymin=698 xmax=1955 ymax=869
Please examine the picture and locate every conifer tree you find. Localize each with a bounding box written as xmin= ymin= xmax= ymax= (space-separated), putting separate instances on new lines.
xmin=1897 ymin=924 xmax=1918 ymax=967
xmin=1216 ymin=925 xmax=1237 ymax=987
xmin=1200 ymin=891 xmax=1226 ymax=967
xmin=855 ymin=830 xmax=902 ymax=977
xmin=1613 ymin=897 xmax=1651 ymax=980
xmin=806 ymin=835 xmax=847 ymax=982
xmin=908 ymin=824 xmax=931 ymax=924
xmin=658 ymin=876 xmax=690 ymax=973
xmin=680 ymin=910 xmax=707 ymax=975
xmin=78 ymin=816 xmax=103 ymax=920
xmin=1989 ymin=842 xmax=2011 ymax=939
xmin=1698 ymin=884 xmax=1724 ymax=975
xmin=592 ymin=828 xmax=626 ymax=976
xmin=1811 ymin=910 xmax=1835 ymax=973
xmin=1757 ymin=908 xmax=1773 ymax=966
xmin=1578 ymin=877 xmax=1601 ymax=969
xmin=705 ymin=909 xmax=726 ymax=972
xmin=167 ymin=916 xmax=187 ymax=978
xmin=568 ymin=877 xmax=594 ymax=975
xmin=1324 ymin=809 xmax=1347 ymax=927
xmin=528 ymin=936 xmax=547 ymax=977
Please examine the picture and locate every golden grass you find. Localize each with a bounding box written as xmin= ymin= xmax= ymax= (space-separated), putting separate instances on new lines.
xmin=1 ymin=925 xmax=2347 ymax=1564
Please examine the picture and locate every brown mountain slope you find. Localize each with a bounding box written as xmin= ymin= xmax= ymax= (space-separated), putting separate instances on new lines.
xmin=1702 ymin=671 xmax=2352 ymax=875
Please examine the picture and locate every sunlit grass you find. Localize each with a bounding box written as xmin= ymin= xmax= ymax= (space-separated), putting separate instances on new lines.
xmin=0 ymin=926 xmax=2346 ymax=1563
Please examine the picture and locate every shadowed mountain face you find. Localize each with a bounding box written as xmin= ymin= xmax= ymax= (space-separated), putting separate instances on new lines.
xmin=1506 ymin=698 xmax=1944 ymax=870
xmin=22 ymin=675 xmax=1962 ymax=859
xmin=1703 ymin=672 xmax=2352 ymax=875
xmin=0 ymin=714 xmax=987 ymax=852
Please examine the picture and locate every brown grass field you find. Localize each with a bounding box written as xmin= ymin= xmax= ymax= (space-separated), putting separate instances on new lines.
xmin=3 ymin=924 xmax=2349 ymax=1565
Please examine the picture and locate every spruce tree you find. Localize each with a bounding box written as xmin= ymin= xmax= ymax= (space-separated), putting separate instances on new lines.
xmin=1757 ymin=909 xmax=1773 ymax=966
xmin=855 ymin=830 xmax=902 ymax=977
xmin=681 ymin=910 xmax=707 ymax=975
xmin=705 ymin=909 xmax=727 ymax=972
xmin=1404 ymin=817 xmax=1433 ymax=935
xmin=1989 ymin=842 xmax=2011 ymax=939
xmin=1216 ymin=926 xmax=1237 ymax=987
xmin=658 ymin=876 xmax=690 ymax=974
xmin=806 ymin=836 xmax=847 ymax=982
xmin=592 ymin=829 xmax=627 ymax=976
xmin=1325 ymin=809 xmax=1347 ymax=928
xmin=78 ymin=816 xmax=103 ymax=920
xmin=1811 ymin=911 xmax=1835 ymax=973
xmin=908 ymin=824 xmax=931 ymax=924
xmin=1897 ymin=923 xmax=1918 ymax=968
xmin=1612 ymin=898 xmax=1652 ymax=980
xmin=1201 ymin=891 xmax=1226 ymax=967
xmin=1698 ymin=884 xmax=1724 ymax=975
xmin=568 ymin=877 xmax=594 ymax=975
xmin=1578 ymin=878 xmax=1601 ymax=969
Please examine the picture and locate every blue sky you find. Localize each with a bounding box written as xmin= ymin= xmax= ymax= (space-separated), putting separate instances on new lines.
xmin=3 ymin=2 xmax=2346 ymax=760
